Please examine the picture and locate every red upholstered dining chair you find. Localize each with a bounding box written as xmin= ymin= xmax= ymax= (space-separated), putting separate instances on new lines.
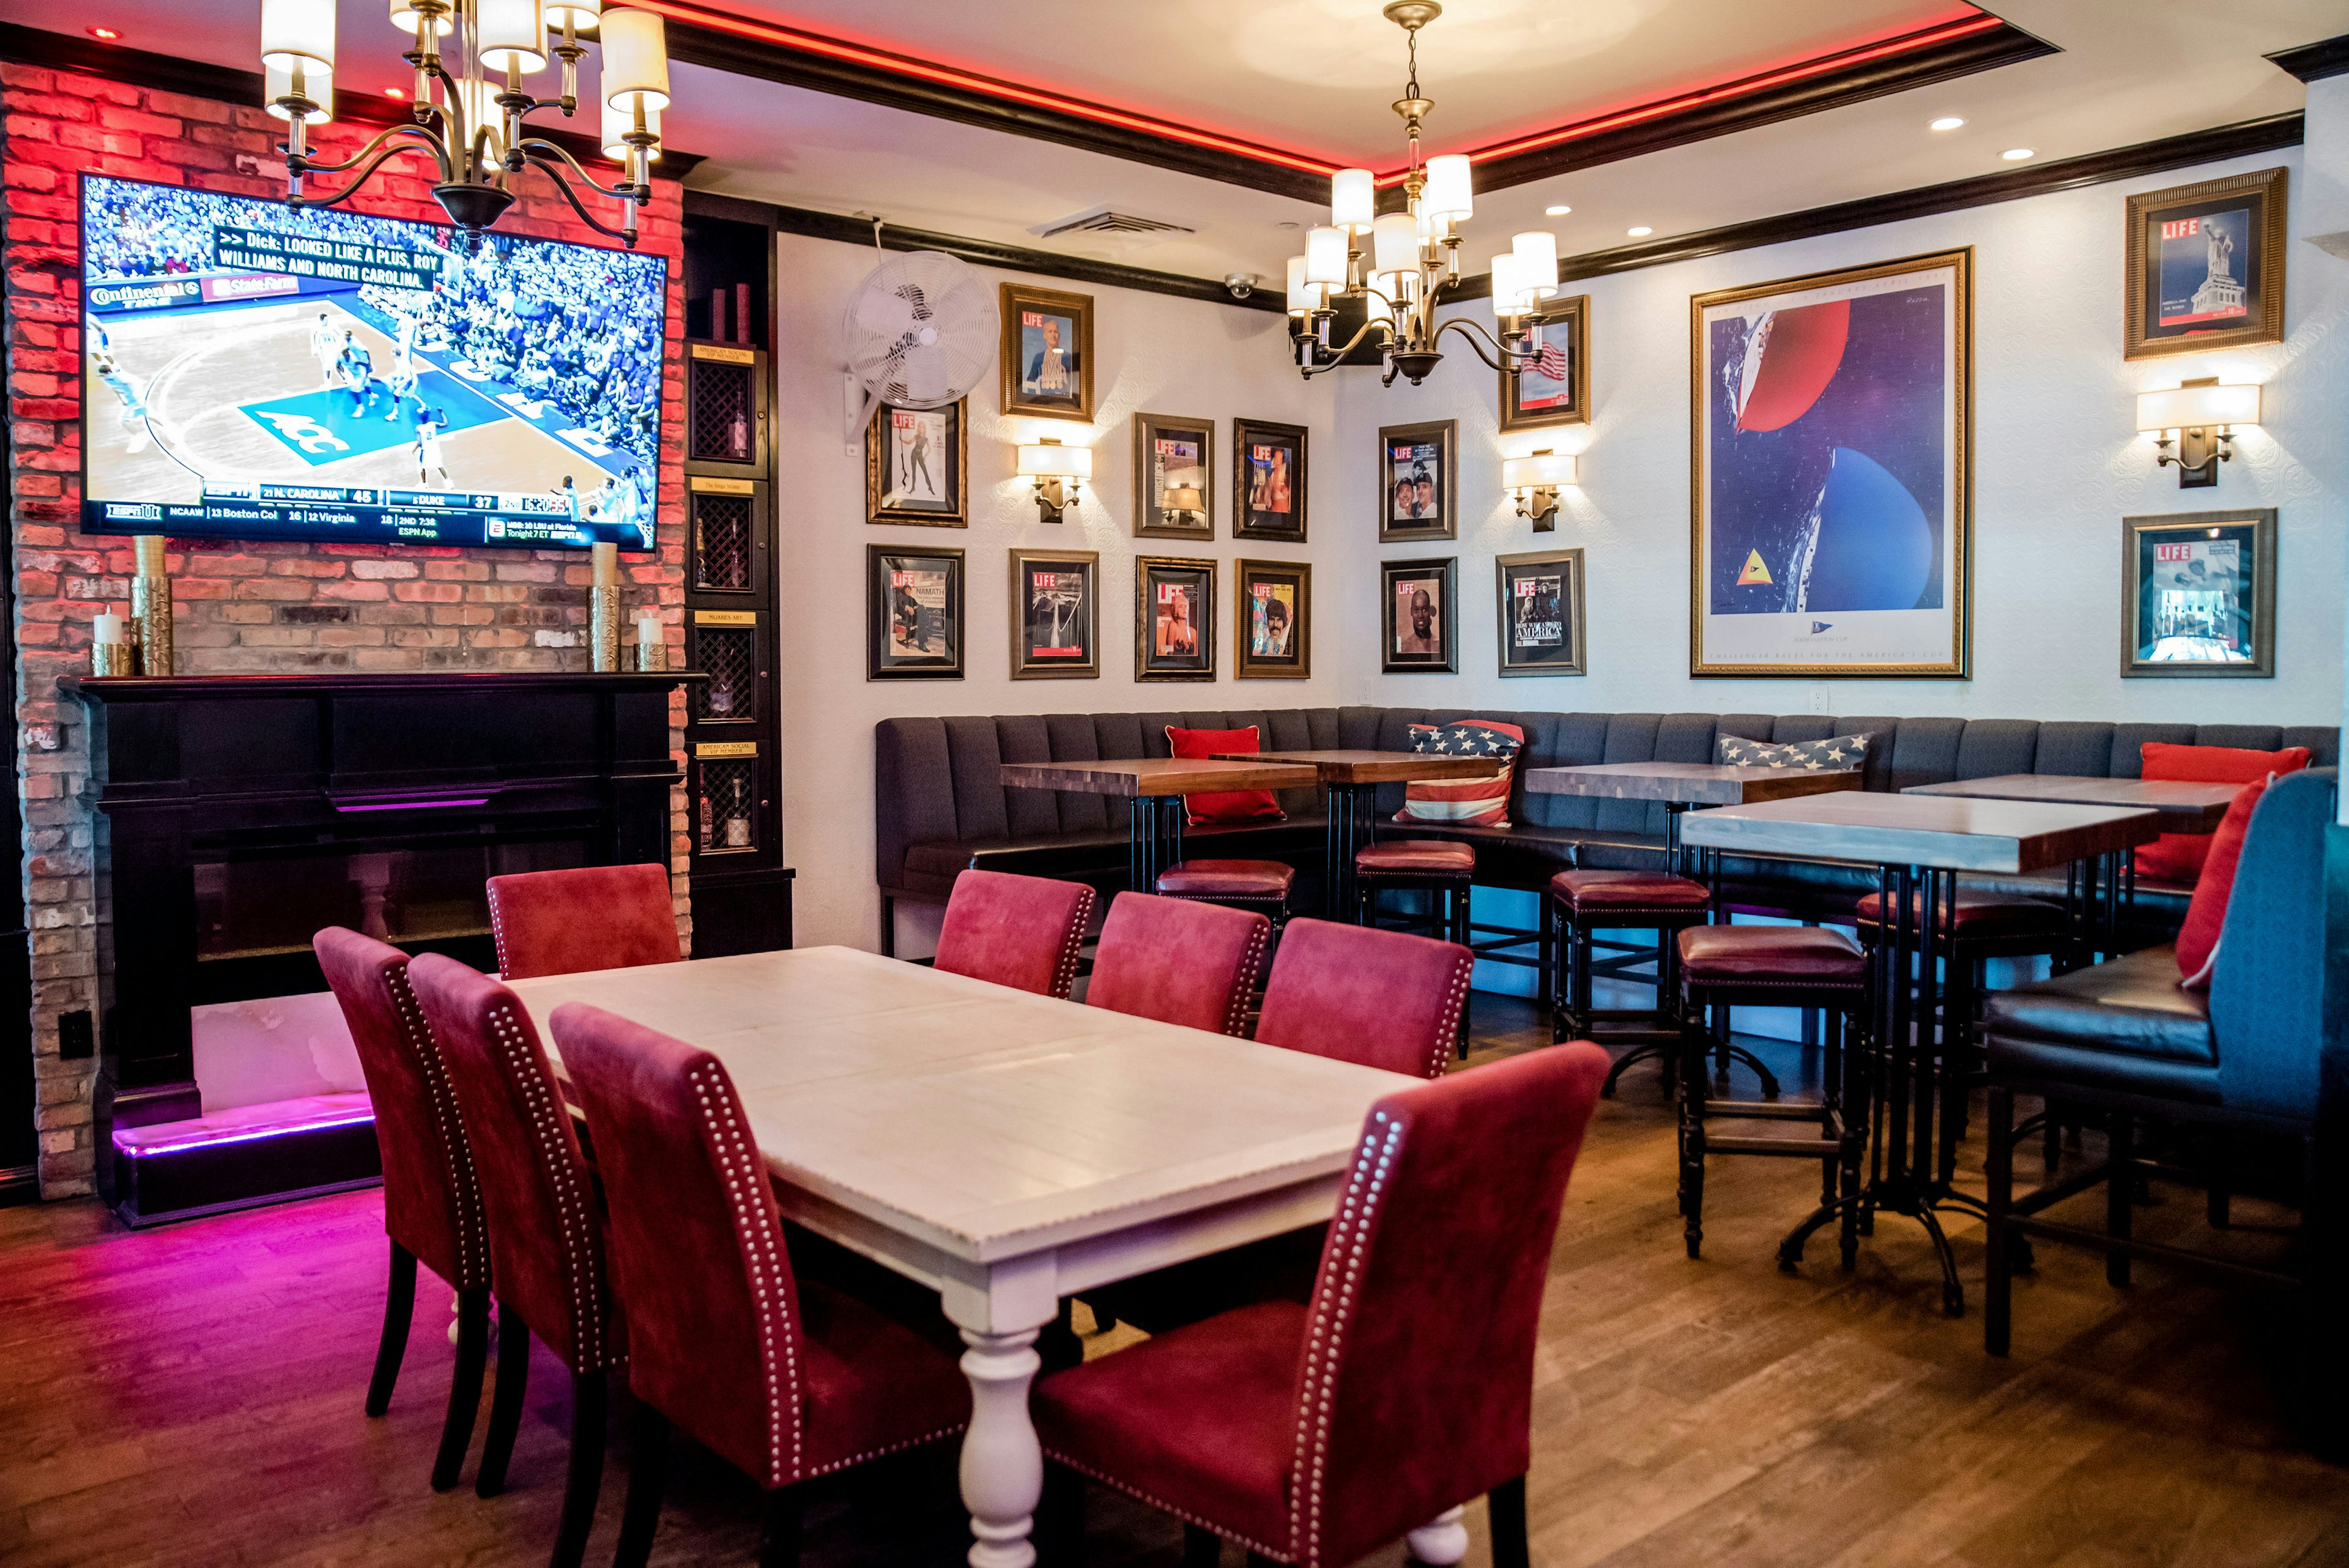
xmin=1256 ymin=916 xmax=1474 ymax=1082
xmin=409 ymin=953 xmax=621 ymax=1568
xmin=932 ymin=868 xmax=1096 ymax=998
xmin=1086 ymin=891 xmax=1270 ymax=1037
xmin=1037 ymin=1041 xmax=1611 ymax=1568
xmin=547 ymin=1001 xmax=972 ymax=1568
xmin=313 ymin=927 xmax=491 ymax=1493
xmin=487 ymin=863 xmax=680 ymax=981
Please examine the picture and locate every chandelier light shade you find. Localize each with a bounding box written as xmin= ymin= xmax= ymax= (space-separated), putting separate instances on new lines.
xmin=264 ymin=64 xmax=333 ymax=122
xmin=477 ymin=0 xmax=549 ymax=73
xmin=600 ymin=6 xmax=672 ymax=111
xmin=1285 ymin=255 xmax=1320 ymax=317
xmin=1372 ymin=212 xmax=1419 ymax=275
xmin=1488 ymin=251 xmax=1526 ymax=318
xmin=601 ymin=94 xmax=660 ymax=160
xmin=1511 ymin=231 xmax=1559 ymax=294
xmin=1304 ymin=225 xmax=1349 ymax=288
xmin=1420 ymin=153 xmax=1473 ymax=222
xmin=390 ymin=0 xmax=456 ymax=37
xmin=1332 ymin=168 xmax=1377 ymax=232
xmin=260 ymin=0 xmax=336 ymax=73
xmin=545 ymin=0 xmax=603 ymax=27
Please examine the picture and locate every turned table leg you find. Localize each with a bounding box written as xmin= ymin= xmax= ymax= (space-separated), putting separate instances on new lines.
xmin=944 ymin=1257 xmax=1059 ymax=1568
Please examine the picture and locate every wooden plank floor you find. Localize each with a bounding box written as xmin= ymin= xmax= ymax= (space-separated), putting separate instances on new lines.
xmin=3 ymin=995 xmax=2346 ymax=1568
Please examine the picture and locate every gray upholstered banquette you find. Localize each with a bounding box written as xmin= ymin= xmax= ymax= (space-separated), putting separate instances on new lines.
xmin=875 ymin=707 xmax=2339 ymax=938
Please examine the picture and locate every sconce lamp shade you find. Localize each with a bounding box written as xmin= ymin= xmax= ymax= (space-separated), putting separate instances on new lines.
xmin=2137 ymin=382 xmax=2260 ymax=432
xmin=1162 ymin=485 xmax=1204 ymax=512
xmin=546 ymin=0 xmax=603 ymax=28
xmin=1489 ymin=251 xmax=1527 ymax=318
xmin=390 ymin=0 xmax=456 ymax=37
xmin=261 ymin=0 xmax=336 ymax=72
xmin=1511 ymin=231 xmax=1559 ymax=293
xmin=1371 ymin=212 xmax=1419 ymax=275
xmin=1304 ymin=225 xmax=1349 ymax=288
xmin=1422 ymin=153 xmax=1473 ymax=222
xmin=1504 ymin=451 xmax=1577 ymax=489
xmin=478 ymin=0 xmax=548 ymax=72
xmin=1331 ymin=168 xmax=1376 ymax=232
xmin=600 ymin=6 xmax=670 ymax=110
xmin=1019 ymin=442 xmax=1093 ymax=479
xmin=601 ymin=95 xmax=659 ymax=158
xmin=265 ymin=64 xmax=333 ymax=121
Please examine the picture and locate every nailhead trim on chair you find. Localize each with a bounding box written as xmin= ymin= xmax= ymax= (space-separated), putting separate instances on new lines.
xmin=388 ymin=962 xmax=488 ymax=1290
xmin=689 ymin=1060 xmax=803 ymax=1488
xmin=487 ymin=1000 xmax=608 ymax=1373
xmin=1052 ymin=886 xmax=1099 ymax=1001
xmin=1427 ymin=956 xmax=1473 ymax=1080
xmin=1222 ymin=923 xmax=1271 ymax=1038
xmin=487 ymin=890 xmax=512 ymax=978
xmin=1290 ymin=1113 xmax=1406 ymax=1568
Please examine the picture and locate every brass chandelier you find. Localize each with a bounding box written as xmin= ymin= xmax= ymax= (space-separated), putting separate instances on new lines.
xmin=258 ymin=0 xmax=672 ymax=247
xmin=1284 ymin=1 xmax=1560 ymax=385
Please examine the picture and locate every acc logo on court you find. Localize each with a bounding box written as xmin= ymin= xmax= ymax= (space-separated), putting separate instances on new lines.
xmin=253 ymin=410 xmax=351 ymax=455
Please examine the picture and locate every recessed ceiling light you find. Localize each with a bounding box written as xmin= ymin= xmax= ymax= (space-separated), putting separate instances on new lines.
xmin=1627 ymin=225 xmax=1653 ymax=237
xmin=1545 ymin=204 xmax=1572 ymax=216
xmin=1929 ymin=116 xmax=1965 ymax=132
xmin=2001 ymin=147 xmax=2035 ymax=161
xmin=87 ymin=25 xmax=121 ymax=39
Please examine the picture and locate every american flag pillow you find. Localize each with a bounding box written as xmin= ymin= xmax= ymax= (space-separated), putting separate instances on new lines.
xmin=1394 ymin=719 xmax=1526 ymax=828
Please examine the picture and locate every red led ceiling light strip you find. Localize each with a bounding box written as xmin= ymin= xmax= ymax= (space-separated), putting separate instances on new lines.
xmin=632 ymin=0 xmax=1347 ymax=177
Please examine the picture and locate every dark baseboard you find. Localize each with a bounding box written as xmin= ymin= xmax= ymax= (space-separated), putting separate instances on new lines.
xmin=0 ymin=1165 xmax=38 ymax=1209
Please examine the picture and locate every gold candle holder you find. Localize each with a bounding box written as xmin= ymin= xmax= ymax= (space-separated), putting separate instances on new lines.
xmin=92 ymin=640 xmax=132 ymax=677
xmin=588 ymin=541 xmax=620 ymax=672
xmin=634 ymin=613 xmax=667 ymax=672
xmin=132 ymin=535 xmax=172 ymax=677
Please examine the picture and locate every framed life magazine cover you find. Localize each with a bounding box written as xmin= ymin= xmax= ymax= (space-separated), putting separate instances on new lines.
xmin=1009 ymin=548 xmax=1099 ymax=679
xmin=1234 ymin=417 xmax=1307 ymax=542
xmin=1234 ymin=558 xmax=1310 ymax=678
xmin=1496 ymin=549 xmax=1586 ymax=676
xmin=868 ymin=544 xmax=963 ymax=680
xmin=1133 ymin=412 xmax=1214 ymax=539
xmin=1378 ymin=419 xmax=1455 ymax=542
xmin=1000 ymin=283 xmax=1095 ymax=421
xmin=2124 ymin=168 xmax=2286 ymax=361
xmin=2120 ymin=509 xmax=2275 ymax=678
xmin=1382 ymin=557 xmax=1457 ymax=674
xmin=1501 ymin=293 xmax=1589 ymax=432
xmin=864 ymin=399 xmax=965 ymax=526
xmin=1135 ymin=555 xmax=1215 ymax=681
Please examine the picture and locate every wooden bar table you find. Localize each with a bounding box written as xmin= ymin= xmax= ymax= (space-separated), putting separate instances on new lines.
xmin=1679 ymin=793 xmax=2161 ymax=1315
xmin=511 ymin=946 xmax=1412 ymax=1568
xmin=1902 ymin=773 xmax=2239 ymax=833
xmin=1525 ymin=760 xmax=1861 ymax=875
xmin=997 ymin=757 xmax=1316 ymax=892
xmin=1213 ymin=748 xmax=1504 ymax=918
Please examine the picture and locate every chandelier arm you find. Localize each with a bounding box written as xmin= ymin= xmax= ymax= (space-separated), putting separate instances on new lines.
xmin=1297 ymin=318 xmax=1393 ymax=379
xmin=287 ymin=123 xmax=453 ymax=185
xmin=518 ymin=139 xmax=648 ymax=202
xmin=1434 ymin=316 xmax=1534 ymax=374
xmin=288 ymin=138 xmax=448 ymax=213
xmin=521 ymin=159 xmax=642 ymax=244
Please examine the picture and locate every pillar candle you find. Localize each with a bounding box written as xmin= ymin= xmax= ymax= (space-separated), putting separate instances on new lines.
xmin=636 ymin=609 xmax=661 ymax=645
xmin=93 ymin=611 xmax=126 ymax=644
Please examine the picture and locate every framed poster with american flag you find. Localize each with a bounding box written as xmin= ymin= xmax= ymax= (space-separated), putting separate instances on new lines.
xmin=1501 ymin=293 xmax=1589 ymax=433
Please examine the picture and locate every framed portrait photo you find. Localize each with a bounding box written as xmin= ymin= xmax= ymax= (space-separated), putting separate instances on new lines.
xmin=1234 ymin=417 xmax=1308 ymax=542
xmin=1000 ymin=283 xmax=1094 ymax=422
xmin=867 ymin=543 xmax=963 ymax=680
xmin=1496 ymin=548 xmax=1586 ymax=677
xmin=1690 ymin=248 xmax=1972 ymax=679
xmin=1133 ymin=412 xmax=1215 ymax=540
xmin=1377 ymin=420 xmax=1455 ymax=542
xmin=1009 ymin=548 xmax=1099 ymax=679
xmin=2120 ymin=508 xmax=2275 ymax=678
xmin=1135 ymin=555 xmax=1215 ymax=682
xmin=1382 ymin=557 xmax=1457 ymax=674
xmin=1501 ymin=293 xmax=1589 ymax=433
xmin=2124 ymin=168 xmax=2287 ymax=361
xmin=864 ymin=398 xmax=965 ymax=526
xmin=1234 ymin=558 xmax=1310 ymax=680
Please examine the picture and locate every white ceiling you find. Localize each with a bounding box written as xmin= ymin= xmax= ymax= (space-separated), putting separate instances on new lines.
xmin=8 ymin=1 xmax=2345 ymax=289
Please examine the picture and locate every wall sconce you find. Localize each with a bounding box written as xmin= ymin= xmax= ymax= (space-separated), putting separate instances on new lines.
xmin=1160 ymin=483 xmax=1205 ymax=530
xmin=1017 ymin=437 xmax=1091 ymax=522
xmin=2137 ymin=377 xmax=2259 ymax=489
xmin=1502 ymin=448 xmax=1576 ymax=530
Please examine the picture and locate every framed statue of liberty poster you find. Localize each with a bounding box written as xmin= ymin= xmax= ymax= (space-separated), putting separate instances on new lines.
xmin=2124 ymin=168 xmax=2286 ymax=361
xmin=1688 ymin=248 xmax=1972 ymax=678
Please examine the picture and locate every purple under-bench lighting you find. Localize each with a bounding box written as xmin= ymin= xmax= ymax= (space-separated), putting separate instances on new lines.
xmin=114 ymin=1110 xmax=376 ymax=1158
xmin=333 ymin=798 xmax=492 ymax=814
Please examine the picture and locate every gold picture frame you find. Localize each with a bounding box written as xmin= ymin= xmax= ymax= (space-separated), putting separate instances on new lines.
xmin=999 ymin=283 xmax=1095 ymax=422
xmin=1135 ymin=555 xmax=1215 ymax=682
xmin=1499 ymin=293 xmax=1589 ymax=433
xmin=1132 ymin=412 xmax=1215 ymax=539
xmin=1234 ymin=558 xmax=1310 ymax=680
xmin=863 ymin=398 xmax=967 ymax=526
xmin=1008 ymin=548 xmax=1099 ymax=679
xmin=2123 ymin=167 xmax=2287 ymax=362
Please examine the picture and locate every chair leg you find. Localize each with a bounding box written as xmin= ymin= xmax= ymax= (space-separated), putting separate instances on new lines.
xmin=760 ymin=1487 xmax=803 ymax=1568
xmin=1041 ymin=1462 xmax=1087 ymax=1567
xmin=1450 ymin=884 xmax=1472 ymax=1057
xmin=366 ymin=1241 xmax=418 ymax=1416
xmin=2107 ymin=1115 xmax=2134 ymax=1289
xmin=432 ymin=1284 xmax=490 ymax=1492
xmin=1548 ymin=901 xmax=1568 ymax=1045
xmin=1536 ymin=899 xmax=1554 ymax=1013
xmin=1488 ymin=1476 xmax=1531 ymax=1568
xmin=1986 ymin=1084 xmax=2014 ymax=1356
xmin=476 ymin=1299 xmax=532 ymax=1498
xmin=1183 ymin=1523 xmax=1222 ymax=1567
xmin=550 ymin=1369 xmax=607 ymax=1568
xmin=880 ymin=894 xmax=896 ymax=957
xmin=1677 ymin=1011 xmax=1708 ymax=1260
xmin=612 ymin=1402 xmax=669 ymax=1568
xmin=1819 ymin=1009 xmax=1841 ymax=1211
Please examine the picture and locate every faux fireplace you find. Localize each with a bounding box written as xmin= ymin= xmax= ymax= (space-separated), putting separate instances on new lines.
xmin=67 ymin=670 xmax=700 ymax=1224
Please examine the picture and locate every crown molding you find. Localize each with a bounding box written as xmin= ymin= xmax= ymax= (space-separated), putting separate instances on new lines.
xmin=2266 ymin=33 xmax=2349 ymax=83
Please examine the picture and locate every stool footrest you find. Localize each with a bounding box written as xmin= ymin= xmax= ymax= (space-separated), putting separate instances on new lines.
xmin=1702 ymin=1135 xmax=1845 ymax=1159
xmin=1700 ymin=1099 xmax=1831 ymax=1121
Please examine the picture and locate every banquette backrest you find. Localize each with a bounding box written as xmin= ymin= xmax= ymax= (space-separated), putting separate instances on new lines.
xmin=2207 ymin=767 xmax=2337 ymax=1121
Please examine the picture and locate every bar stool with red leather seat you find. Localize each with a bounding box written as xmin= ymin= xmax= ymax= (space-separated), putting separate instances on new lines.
xmin=409 ymin=953 xmax=623 ymax=1568
xmin=1354 ymin=838 xmax=1476 ymax=1055
xmin=314 ymin=926 xmax=492 ymax=1494
xmin=1546 ymin=869 xmax=1715 ymax=1096
xmin=487 ymin=863 xmax=680 ymax=980
xmin=547 ymin=1001 xmax=971 ymax=1568
xmin=1674 ymin=924 xmax=1870 ymax=1262
xmin=932 ymin=868 xmax=1096 ymax=998
xmin=1152 ymin=858 xmax=1296 ymax=932
xmin=1037 ymin=1041 xmax=1611 ymax=1568
xmin=1087 ymin=891 xmax=1271 ymax=1037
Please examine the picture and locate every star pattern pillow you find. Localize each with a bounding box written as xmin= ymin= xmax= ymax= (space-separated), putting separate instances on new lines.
xmin=1713 ymin=732 xmax=1871 ymax=772
xmin=1395 ymin=719 xmax=1525 ymax=828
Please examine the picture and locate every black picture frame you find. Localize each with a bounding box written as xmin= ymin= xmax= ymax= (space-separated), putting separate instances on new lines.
xmin=1135 ymin=555 xmax=1215 ymax=682
xmin=1495 ymin=548 xmax=1586 ymax=677
xmin=1234 ymin=558 xmax=1310 ymax=679
xmin=1500 ymin=293 xmax=1590 ymax=433
xmin=1234 ymin=417 xmax=1308 ymax=542
xmin=1382 ymin=557 xmax=1457 ymax=674
xmin=2124 ymin=168 xmax=2287 ymax=362
xmin=1009 ymin=548 xmax=1099 ymax=679
xmin=1132 ymin=412 xmax=1215 ymax=540
xmin=1377 ymin=419 xmax=1455 ymax=543
xmin=867 ymin=543 xmax=963 ymax=680
xmin=864 ymin=398 xmax=967 ymax=526
xmin=2120 ymin=508 xmax=2276 ymax=678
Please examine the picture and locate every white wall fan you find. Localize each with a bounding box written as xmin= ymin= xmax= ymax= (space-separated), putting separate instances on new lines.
xmin=841 ymin=244 xmax=996 ymax=443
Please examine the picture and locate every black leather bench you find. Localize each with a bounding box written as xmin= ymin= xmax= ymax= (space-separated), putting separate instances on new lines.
xmin=875 ymin=706 xmax=2338 ymax=953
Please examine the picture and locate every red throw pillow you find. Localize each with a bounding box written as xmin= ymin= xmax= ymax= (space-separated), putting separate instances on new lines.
xmin=1165 ymin=725 xmax=1285 ymax=827
xmin=2132 ymin=742 xmax=2309 ymax=883
xmin=2176 ymin=775 xmax=2269 ymax=988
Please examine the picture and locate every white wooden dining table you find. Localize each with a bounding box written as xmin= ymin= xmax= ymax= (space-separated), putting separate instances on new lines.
xmin=505 ymin=945 xmax=1415 ymax=1568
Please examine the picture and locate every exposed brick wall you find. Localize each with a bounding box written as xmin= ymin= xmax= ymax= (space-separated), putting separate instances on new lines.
xmin=2 ymin=63 xmax=692 ymax=1196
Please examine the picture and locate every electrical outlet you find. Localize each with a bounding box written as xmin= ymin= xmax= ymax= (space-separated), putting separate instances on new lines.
xmin=1808 ymin=683 xmax=1830 ymax=715
xmin=58 ymin=1009 xmax=93 ymax=1061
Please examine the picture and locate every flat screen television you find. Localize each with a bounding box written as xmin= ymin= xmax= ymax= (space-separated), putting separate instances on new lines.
xmin=78 ymin=173 xmax=667 ymax=552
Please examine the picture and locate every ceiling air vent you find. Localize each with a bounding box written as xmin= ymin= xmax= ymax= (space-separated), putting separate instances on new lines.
xmin=1030 ymin=206 xmax=1197 ymax=250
